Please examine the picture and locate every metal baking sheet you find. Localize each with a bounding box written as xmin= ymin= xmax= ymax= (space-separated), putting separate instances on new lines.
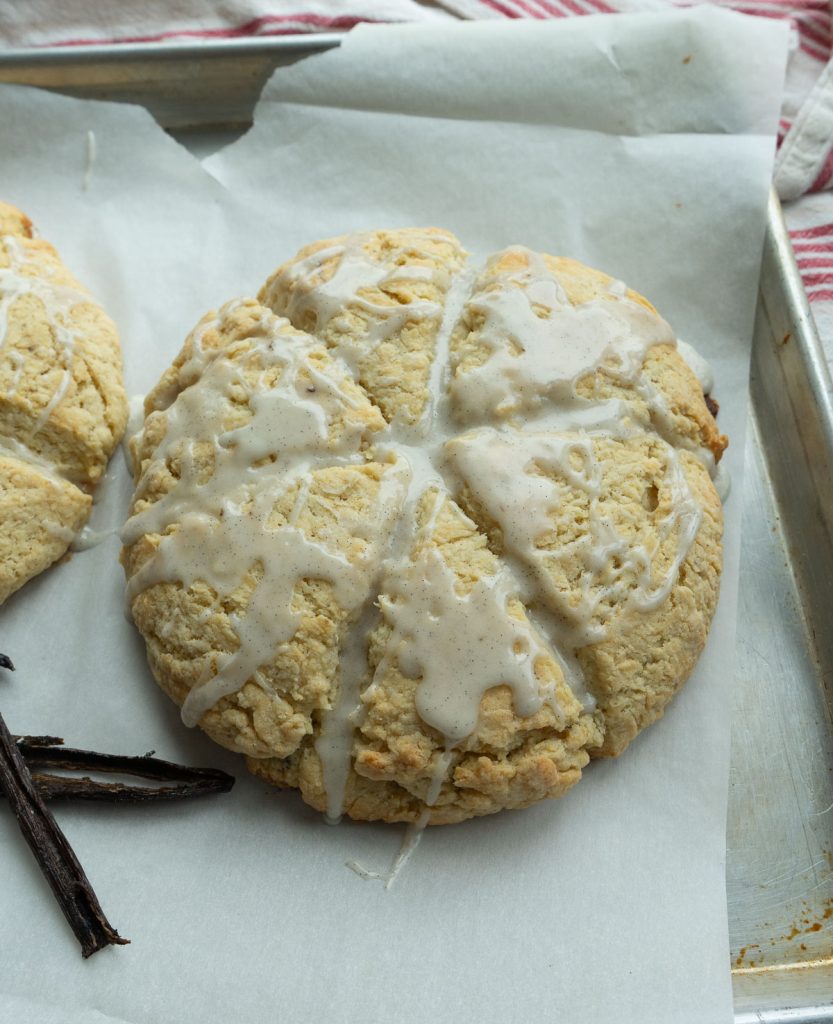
xmin=0 ymin=36 xmax=341 ymax=131
xmin=730 ymin=193 xmax=833 ymax=1022
xmin=2 ymin=35 xmax=833 ymax=1023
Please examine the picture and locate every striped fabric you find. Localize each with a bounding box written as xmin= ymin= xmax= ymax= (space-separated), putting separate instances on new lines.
xmin=44 ymin=14 xmax=388 ymax=47
xmin=791 ymin=221 xmax=833 ymax=302
xmin=0 ymin=2 xmax=453 ymax=48
xmin=787 ymin=204 xmax=833 ymax=375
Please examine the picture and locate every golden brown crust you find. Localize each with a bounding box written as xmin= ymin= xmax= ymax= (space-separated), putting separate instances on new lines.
xmin=0 ymin=201 xmax=33 ymax=239
xmin=260 ymin=228 xmax=467 ymax=425
xmin=451 ymin=247 xmax=727 ymax=462
xmin=129 ymin=461 xmax=401 ymax=761
xmin=0 ymin=454 xmax=91 ymax=605
xmin=0 ymin=203 xmax=127 ymax=605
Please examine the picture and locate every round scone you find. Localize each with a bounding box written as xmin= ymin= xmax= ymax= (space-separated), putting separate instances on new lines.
xmin=0 ymin=202 xmax=128 ymax=605
xmin=122 ymin=228 xmax=726 ymax=825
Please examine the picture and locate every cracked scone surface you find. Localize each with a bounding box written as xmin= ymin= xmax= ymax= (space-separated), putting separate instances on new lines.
xmin=0 ymin=202 xmax=128 ymax=605
xmin=122 ymin=229 xmax=725 ymax=825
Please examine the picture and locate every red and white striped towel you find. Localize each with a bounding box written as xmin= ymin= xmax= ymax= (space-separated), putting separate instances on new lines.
xmin=0 ymin=1 xmax=454 ymax=48
xmin=787 ymin=196 xmax=833 ymax=375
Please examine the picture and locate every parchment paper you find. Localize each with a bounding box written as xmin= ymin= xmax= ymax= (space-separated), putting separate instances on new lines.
xmin=0 ymin=10 xmax=788 ymax=1023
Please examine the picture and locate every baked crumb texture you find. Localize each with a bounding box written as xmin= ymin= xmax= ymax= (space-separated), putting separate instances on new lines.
xmin=0 ymin=201 xmax=128 ymax=604
xmin=123 ymin=228 xmax=725 ymax=825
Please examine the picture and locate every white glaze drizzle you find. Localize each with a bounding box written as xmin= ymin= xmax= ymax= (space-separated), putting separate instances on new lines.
xmin=346 ymin=824 xmax=425 ymax=888
xmin=0 ymin=433 xmax=90 ymax=545
xmin=713 ymin=461 xmax=731 ymax=503
xmin=313 ymin=456 xmax=411 ymax=823
xmin=0 ymin=434 xmax=70 ymax=489
xmin=256 ymin=240 xmax=475 ymax=821
xmin=0 ymin=234 xmax=85 ymax=435
xmin=0 ymin=231 xmax=127 ymax=557
xmin=70 ymin=526 xmax=117 ymax=551
xmin=262 ymin=231 xmax=449 ymax=379
xmin=378 ymin=541 xmax=557 ymax=743
xmin=677 ymin=338 xmax=715 ymax=394
xmin=315 ymin=597 xmax=381 ymax=825
xmin=122 ymin=312 xmax=371 ymax=547
xmin=450 ymin=247 xmax=675 ymax=423
xmin=345 ymin=749 xmax=454 ymax=888
xmin=68 ymin=466 xmax=124 ymax=551
xmin=122 ymin=303 xmax=406 ymax=728
xmin=446 ymin=424 xmax=703 ymax=647
xmin=134 ymin=505 xmax=368 ymax=726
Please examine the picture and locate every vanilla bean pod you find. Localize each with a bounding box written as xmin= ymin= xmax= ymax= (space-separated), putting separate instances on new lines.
xmin=0 ymin=710 xmax=128 ymax=958
xmin=0 ymin=653 xmax=14 ymax=671
xmin=13 ymin=738 xmax=235 ymax=802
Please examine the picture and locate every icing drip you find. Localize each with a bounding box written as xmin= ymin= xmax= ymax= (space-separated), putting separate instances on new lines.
xmin=0 ymin=434 xmax=72 ymax=489
xmin=122 ymin=313 xmax=371 ymax=547
xmin=314 ymin=457 xmax=411 ymax=823
xmin=346 ymin=821 xmax=427 ymax=889
xmin=0 ymin=428 xmax=91 ymax=552
xmin=71 ymin=526 xmax=116 ymax=551
xmin=447 ymin=425 xmax=703 ymax=646
xmin=0 ymin=234 xmax=86 ymax=434
xmin=263 ymin=231 xmax=449 ymax=379
xmin=177 ymin=300 xmax=247 ymax=398
xmin=713 ymin=461 xmax=731 ymax=502
xmin=677 ymin=339 xmax=715 ymax=394
xmin=130 ymin=504 xmax=367 ymax=727
xmin=378 ymin=544 xmax=557 ymax=743
xmin=345 ymin=749 xmax=454 ymax=888
xmin=315 ymin=597 xmax=380 ymax=825
xmin=298 ymin=261 xmax=476 ymax=823
xmin=450 ymin=247 xmax=675 ymax=423
xmin=122 ymin=303 xmax=406 ymax=730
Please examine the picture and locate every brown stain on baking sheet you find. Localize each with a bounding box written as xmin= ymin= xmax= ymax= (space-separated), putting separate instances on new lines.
xmin=778 ymin=897 xmax=833 ymax=944
xmin=732 ymin=894 xmax=833 ymax=974
xmin=734 ymin=945 xmax=756 ymax=968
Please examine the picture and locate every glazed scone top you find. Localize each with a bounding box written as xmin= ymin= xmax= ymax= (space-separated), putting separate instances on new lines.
xmin=123 ymin=228 xmax=725 ymax=825
xmin=0 ymin=202 xmax=127 ymax=487
xmin=0 ymin=202 xmax=128 ymax=605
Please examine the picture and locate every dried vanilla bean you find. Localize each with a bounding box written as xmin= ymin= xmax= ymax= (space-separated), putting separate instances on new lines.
xmin=13 ymin=737 xmax=235 ymax=803
xmin=0 ymin=710 xmax=128 ymax=958
xmin=0 ymin=653 xmax=14 ymax=671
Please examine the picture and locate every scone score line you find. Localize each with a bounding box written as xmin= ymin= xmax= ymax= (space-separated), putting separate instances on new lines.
xmin=0 ymin=203 xmax=127 ymax=605
xmin=122 ymin=229 xmax=726 ymax=827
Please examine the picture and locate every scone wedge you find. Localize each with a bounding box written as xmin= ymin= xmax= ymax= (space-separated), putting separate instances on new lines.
xmin=0 ymin=202 xmax=128 ymax=604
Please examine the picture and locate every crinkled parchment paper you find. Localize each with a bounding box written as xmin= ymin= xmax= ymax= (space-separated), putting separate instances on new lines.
xmin=0 ymin=9 xmax=787 ymax=1023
